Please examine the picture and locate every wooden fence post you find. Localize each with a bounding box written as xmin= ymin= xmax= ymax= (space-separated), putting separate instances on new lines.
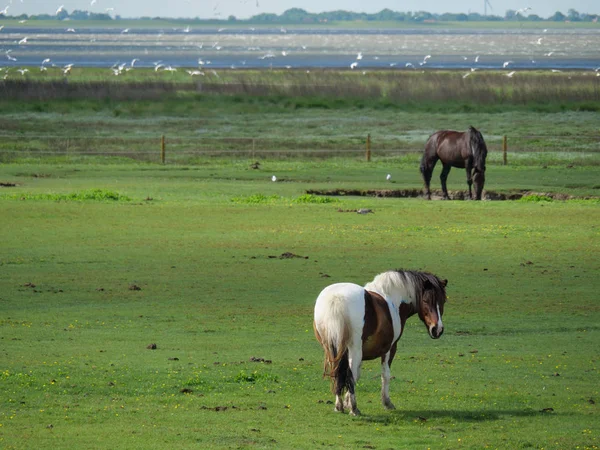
xmin=366 ymin=134 xmax=371 ymax=162
xmin=161 ymin=135 xmax=166 ymax=164
xmin=502 ymin=135 xmax=507 ymax=166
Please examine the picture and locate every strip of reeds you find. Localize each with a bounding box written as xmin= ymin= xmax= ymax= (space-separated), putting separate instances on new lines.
xmin=1 ymin=69 xmax=599 ymax=110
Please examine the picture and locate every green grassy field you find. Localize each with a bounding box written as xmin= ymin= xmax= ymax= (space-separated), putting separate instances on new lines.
xmin=0 ymin=160 xmax=599 ymax=449
xmin=1 ymin=66 xmax=599 ymax=448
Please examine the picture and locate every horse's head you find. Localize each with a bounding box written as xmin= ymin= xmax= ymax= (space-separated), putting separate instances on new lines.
xmin=418 ymin=277 xmax=448 ymax=339
xmin=469 ymin=126 xmax=488 ymax=200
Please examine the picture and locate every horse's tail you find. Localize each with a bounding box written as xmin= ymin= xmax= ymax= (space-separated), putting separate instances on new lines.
xmin=468 ymin=126 xmax=488 ymax=172
xmin=314 ymin=291 xmax=353 ymax=395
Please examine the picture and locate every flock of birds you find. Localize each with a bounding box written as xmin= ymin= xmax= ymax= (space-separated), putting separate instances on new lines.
xmin=1 ymin=3 xmax=600 ymax=79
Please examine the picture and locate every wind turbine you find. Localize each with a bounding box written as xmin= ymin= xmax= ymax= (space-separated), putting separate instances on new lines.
xmin=484 ymin=0 xmax=493 ymax=16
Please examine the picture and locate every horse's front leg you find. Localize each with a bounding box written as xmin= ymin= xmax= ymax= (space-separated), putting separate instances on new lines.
xmin=465 ymin=161 xmax=474 ymax=200
xmin=381 ymin=353 xmax=395 ymax=410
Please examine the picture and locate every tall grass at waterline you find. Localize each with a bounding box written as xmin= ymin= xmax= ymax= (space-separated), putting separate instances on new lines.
xmin=2 ymin=70 xmax=599 ymax=111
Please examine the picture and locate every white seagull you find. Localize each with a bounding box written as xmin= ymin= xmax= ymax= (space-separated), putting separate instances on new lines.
xmin=386 ymin=174 xmax=392 ymax=181
xmin=506 ymin=71 xmax=516 ymax=78
xmin=271 ymin=175 xmax=277 ymax=182
xmin=18 ymin=37 xmax=28 ymax=44
xmin=350 ymin=62 xmax=358 ymax=69
xmin=56 ymin=5 xmax=64 ymax=14
xmin=502 ymin=61 xmax=513 ymax=68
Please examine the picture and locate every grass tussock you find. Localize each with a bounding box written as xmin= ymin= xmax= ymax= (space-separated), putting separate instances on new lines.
xmin=1 ymin=188 xmax=131 ymax=202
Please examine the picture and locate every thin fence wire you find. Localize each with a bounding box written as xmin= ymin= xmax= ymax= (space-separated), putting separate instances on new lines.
xmin=0 ymin=134 xmax=598 ymax=163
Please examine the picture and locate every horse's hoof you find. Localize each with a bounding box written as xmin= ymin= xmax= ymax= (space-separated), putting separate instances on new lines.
xmin=350 ymin=409 xmax=361 ymax=416
xmin=384 ymin=402 xmax=396 ymax=410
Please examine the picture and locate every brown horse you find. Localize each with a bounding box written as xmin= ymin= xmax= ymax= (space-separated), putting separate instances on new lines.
xmin=420 ymin=126 xmax=488 ymax=200
xmin=313 ymin=270 xmax=448 ymax=416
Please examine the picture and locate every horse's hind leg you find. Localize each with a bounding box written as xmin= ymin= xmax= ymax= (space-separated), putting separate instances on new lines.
xmin=334 ymin=352 xmax=349 ymax=413
xmin=440 ymin=164 xmax=452 ymax=200
xmin=420 ymin=159 xmax=435 ymax=200
xmin=344 ymin=343 xmax=362 ymax=416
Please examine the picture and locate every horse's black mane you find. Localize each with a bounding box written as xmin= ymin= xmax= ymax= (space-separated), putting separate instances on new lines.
xmin=468 ymin=126 xmax=488 ymax=172
xmin=393 ymin=269 xmax=447 ymax=302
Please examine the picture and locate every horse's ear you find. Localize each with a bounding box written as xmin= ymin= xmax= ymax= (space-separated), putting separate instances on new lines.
xmin=442 ymin=279 xmax=448 ymax=287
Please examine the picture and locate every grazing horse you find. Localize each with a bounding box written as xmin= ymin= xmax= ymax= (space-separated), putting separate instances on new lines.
xmin=420 ymin=126 xmax=488 ymax=200
xmin=313 ymin=270 xmax=447 ymax=416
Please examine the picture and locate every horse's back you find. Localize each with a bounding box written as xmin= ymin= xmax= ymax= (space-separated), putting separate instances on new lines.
xmin=314 ymin=283 xmax=366 ymax=334
xmin=432 ymin=130 xmax=471 ymax=167
xmin=423 ymin=130 xmax=457 ymax=160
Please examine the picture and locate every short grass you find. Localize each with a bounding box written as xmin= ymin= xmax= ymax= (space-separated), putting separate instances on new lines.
xmin=0 ymin=161 xmax=599 ymax=449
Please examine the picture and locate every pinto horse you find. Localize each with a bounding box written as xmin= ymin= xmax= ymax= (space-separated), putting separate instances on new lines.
xmin=420 ymin=126 xmax=488 ymax=200
xmin=313 ymin=270 xmax=447 ymax=416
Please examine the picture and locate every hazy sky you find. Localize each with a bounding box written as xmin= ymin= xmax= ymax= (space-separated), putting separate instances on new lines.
xmin=3 ymin=0 xmax=599 ymax=20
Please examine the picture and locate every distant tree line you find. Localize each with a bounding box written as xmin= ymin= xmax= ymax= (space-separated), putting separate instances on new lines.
xmin=1 ymin=7 xmax=598 ymax=23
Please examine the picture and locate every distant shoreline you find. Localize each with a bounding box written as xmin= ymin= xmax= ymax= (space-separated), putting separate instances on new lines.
xmin=1 ymin=18 xmax=599 ymax=30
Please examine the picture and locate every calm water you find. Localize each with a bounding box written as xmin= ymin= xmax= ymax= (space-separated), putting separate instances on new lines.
xmin=1 ymin=26 xmax=599 ymax=71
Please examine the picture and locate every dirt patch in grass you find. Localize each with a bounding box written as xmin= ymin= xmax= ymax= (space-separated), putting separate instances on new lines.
xmin=306 ymin=188 xmax=597 ymax=201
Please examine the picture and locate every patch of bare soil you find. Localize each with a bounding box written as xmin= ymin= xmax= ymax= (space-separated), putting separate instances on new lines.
xmin=249 ymin=356 xmax=272 ymax=364
xmin=268 ymin=252 xmax=309 ymax=259
xmin=306 ymin=189 xmax=596 ymax=201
